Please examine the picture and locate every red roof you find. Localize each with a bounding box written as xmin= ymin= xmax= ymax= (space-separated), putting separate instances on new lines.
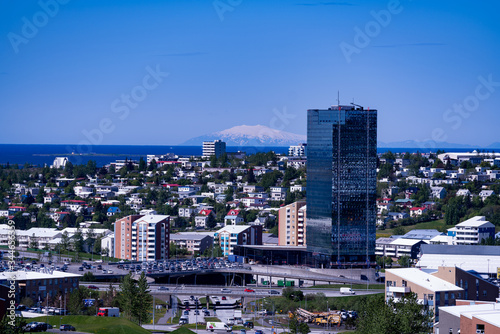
xmin=62 ymin=200 xmax=86 ymax=204
xmin=227 ymin=209 xmax=240 ymax=216
xmin=9 ymin=206 xmax=26 ymax=210
xmin=410 ymin=207 xmax=426 ymax=211
xmin=55 ymin=211 xmax=69 ymax=214
xmin=199 ymin=209 xmax=213 ymax=216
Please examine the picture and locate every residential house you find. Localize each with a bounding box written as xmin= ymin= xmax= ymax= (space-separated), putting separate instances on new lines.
xmin=431 ymin=186 xmax=447 ymax=200
xmin=410 ymin=207 xmax=428 ymax=217
xmin=224 ymin=209 xmax=244 ymax=226
xmin=107 ymin=207 xmax=121 ymax=216
xmin=478 ymin=190 xmax=495 ymax=201
xmin=195 ymin=209 xmax=215 ymax=228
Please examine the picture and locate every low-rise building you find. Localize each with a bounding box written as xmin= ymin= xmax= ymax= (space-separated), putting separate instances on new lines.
xmin=385 ymin=268 xmax=463 ymax=323
xmin=170 ymin=233 xmax=213 ymax=255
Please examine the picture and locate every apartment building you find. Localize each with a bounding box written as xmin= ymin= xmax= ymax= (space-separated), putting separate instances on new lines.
xmin=278 ymin=201 xmax=306 ymax=246
xmin=214 ymin=225 xmax=262 ymax=256
xmin=447 ymin=216 xmax=495 ymax=245
xmin=114 ymin=214 xmax=170 ymax=261
xmin=170 ymin=233 xmax=213 ymax=255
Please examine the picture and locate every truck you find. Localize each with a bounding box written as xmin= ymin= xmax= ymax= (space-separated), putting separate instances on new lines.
xmin=234 ymin=310 xmax=243 ymax=324
xmin=97 ymin=307 xmax=120 ymax=317
xmin=206 ymin=322 xmax=232 ymax=332
xmin=340 ymin=287 xmax=355 ymax=295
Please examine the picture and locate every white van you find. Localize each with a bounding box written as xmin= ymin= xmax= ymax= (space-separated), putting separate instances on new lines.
xmin=340 ymin=287 xmax=355 ymax=295
xmin=206 ymin=322 xmax=232 ymax=332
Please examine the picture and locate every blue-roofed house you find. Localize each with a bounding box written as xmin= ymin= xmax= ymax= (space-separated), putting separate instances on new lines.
xmin=107 ymin=206 xmax=121 ymax=216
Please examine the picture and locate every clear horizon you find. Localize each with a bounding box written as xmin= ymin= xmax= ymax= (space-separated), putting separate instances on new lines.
xmin=1 ymin=1 xmax=499 ymax=147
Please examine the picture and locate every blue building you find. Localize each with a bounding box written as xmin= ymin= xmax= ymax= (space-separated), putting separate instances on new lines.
xmin=306 ymin=105 xmax=377 ymax=264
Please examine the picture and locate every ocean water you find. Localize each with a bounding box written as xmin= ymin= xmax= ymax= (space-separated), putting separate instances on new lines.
xmin=0 ymin=144 xmax=289 ymax=167
xmin=0 ymin=144 xmax=487 ymax=167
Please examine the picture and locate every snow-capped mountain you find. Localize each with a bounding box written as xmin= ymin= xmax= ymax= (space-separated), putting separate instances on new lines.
xmin=182 ymin=125 xmax=306 ymax=147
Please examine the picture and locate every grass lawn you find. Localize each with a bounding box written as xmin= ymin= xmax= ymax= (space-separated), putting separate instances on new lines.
xmin=169 ymin=328 xmax=196 ymax=334
xmin=377 ymin=219 xmax=448 ymax=238
xmin=30 ymin=315 xmax=150 ymax=334
xmin=152 ymin=298 xmax=168 ymax=324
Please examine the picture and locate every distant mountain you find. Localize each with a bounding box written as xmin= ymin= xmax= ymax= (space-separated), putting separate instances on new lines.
xmin=486 ymin=142 xmax=500 ymax=149
xmin=182 ymin=125 xmax=307 ymax=147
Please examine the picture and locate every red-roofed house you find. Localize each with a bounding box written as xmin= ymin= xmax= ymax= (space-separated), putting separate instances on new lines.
xmin=224 ymin=209 xmax=244 ymax=226
xmin=410 ymin=207 xmax=428 ymax=217
xmin=195 ymin=209 xmax=215 ymax=228
xmin=8 ymin=206 xmax=26 ymax=213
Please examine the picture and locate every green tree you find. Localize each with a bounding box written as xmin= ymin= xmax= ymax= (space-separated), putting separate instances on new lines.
xmin=138 ymin=157 xmax=147 ymax=171
xmin=398 ymin=255 xmax=412 ymax=268
xmin=357 ymin=293 xmax=432 ymax=334
xmin=118 ymin=273 xmax=138 ymax=321
xmin=0 ymin=314 xmax=27 ymax=334
xmin=135 ymin=272 xmax=153 ymax=325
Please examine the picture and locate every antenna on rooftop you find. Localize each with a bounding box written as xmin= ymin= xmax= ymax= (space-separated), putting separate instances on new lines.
xmin=337 ymin=91 xmax=340 ymax=106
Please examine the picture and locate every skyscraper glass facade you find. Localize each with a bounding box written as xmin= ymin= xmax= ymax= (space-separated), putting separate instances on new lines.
xmin=306 ymin=105 xmax=377 ymax=263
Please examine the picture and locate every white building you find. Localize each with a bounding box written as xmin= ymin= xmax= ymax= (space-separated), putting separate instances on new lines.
xmin=51 ymin=157 xmax=68 ymax=168
xmin=288 ymin=143 xmax=307 ymax=157
xmin=203 ymin=140 xmax=226 ymax=158
xmin=447 ymin=216 xmax=495 ymax=245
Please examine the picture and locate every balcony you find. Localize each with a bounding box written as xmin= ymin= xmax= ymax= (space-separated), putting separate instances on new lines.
xmin=386 ymin=286 xmax=410 ymax=293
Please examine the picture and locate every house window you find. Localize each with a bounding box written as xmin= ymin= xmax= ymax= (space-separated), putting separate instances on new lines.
xmin=402 ymin=280 xmax=407 ymax=287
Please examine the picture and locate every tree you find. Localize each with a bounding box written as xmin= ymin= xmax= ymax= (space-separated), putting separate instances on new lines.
xmin=206 ymin=214 xmax=217 ymax=229
xmin=398 ymin=255 xmax=412 ymax=268
xmin=135 ymin=272 xmax=153 ymax=325
xmin=0 ymin=313 xmax=26 ymax=334
xmin=138 ymin=157 xmax=147 ymax=171
xmin=118 ymin=273 xmax=138 ymax=321
xmin=357 ymin=293 xmax=432 ymax=334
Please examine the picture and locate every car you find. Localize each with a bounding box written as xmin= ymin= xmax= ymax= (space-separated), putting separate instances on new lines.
xmin=204 ymin=310 xmax=210 ymax=316
xmin=60 ymin=324 xmax=76 ymax=331
xmin=240 ymin=330 xmax=247 ymax=334
xmin=194 ymin=310 xmax=200 ymax=315
xmin=244 ymin=288 xmax=255 ymax=293
xmin=255 ymin=330 xmax=263 ymax=334
xmin=268 ymin=290 xmax=280 ymax=295
xmin=88 ymin=285 xmax=99 ymax=290
xmin=243 ymin=321 xmax=254 ymax=328
xmin=108 ymin=269 xmax=113 ymax=274
xmin=78 ymin=267 xmax=84 ymax=271
xmin=159 ymin=286 xmax=169 ymax=290
xmin=221 ymin=288 xmax=232 ymax=292
xmin=183 ymin=310 xmax=189 ymax=315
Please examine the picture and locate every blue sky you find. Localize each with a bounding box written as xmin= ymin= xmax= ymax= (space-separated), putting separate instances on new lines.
xmin=1 ymin=0 xmax=499 ymax=147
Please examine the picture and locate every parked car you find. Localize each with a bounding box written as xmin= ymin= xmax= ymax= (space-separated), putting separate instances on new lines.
xmin=243 ymin=321 xmax=254 ymax=328
xmin=60 ymin=324 xmax=76 ymax=331
xmin=255 ymin=330 xmax=263 ymax=334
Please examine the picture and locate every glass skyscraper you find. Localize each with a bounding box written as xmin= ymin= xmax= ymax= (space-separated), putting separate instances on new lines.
xmin=306 ymin=105 xmax=377 ymax=264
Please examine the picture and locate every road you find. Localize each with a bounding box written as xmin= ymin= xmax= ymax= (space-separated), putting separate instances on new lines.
xmin=82 ymin=282 xmax=382 ymax=298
